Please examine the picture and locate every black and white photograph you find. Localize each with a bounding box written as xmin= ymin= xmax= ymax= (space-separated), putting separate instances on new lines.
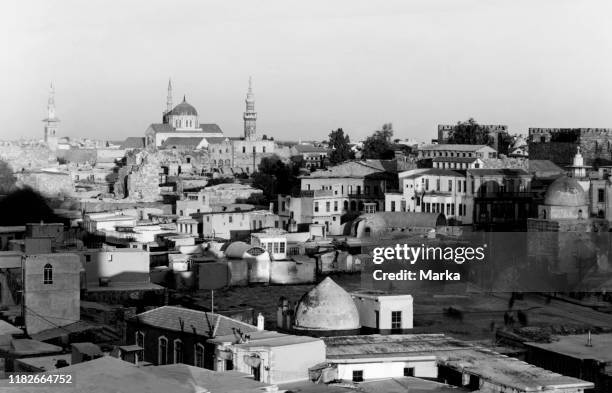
xmin=0 ymin=0 xmax=612 ymax=392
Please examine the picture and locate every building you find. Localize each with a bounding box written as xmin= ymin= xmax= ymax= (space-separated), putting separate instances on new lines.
xmin=127 ymin=305 xmax=259 ymax=369
xmin=417 ymin=144 xmax=497 ymax=169
xmin=291 ymin=144 xmax=329 ymax=169
xmin=176 ymin=183 xmax=263 ymax=217
xmin=42 ymin=83 xmax=60 ymax=150
xmin=209 ymin=330 xmax=326 ymax=384
xmin=437 ymin=124 xmax=509 ymax=153
xmin=349 ymin=212 xmax=446 ymax=238
xmin=24 ymin=253 xmax=81 ymax=335
xmin=144 ymin=78 xmax=280 ymax=174
xmin=529 ymin=127 xmax=612 ymax=167
xmin=524 ymin=333 xmax=612 ymax=393
xmin=469 ymin=168 xmax=534 ymax=230
xmin=385 ymin=168 xmax=471 ymax=224
xmin=350 ymin=290 xmax=413 ymax=333
xmin=191 ymin=206 xmax=280 ymax=240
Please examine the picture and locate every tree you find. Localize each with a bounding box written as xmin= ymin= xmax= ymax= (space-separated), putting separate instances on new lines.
xmin=362 ymin=123 xmax=395 ymax=159
xmin=447 ymin=118 xmax=493 ymax=145
xmin=251 ymin=155 xmax=300 ymax=202
xmin=328 ymin=128 xmax=354 ymax=165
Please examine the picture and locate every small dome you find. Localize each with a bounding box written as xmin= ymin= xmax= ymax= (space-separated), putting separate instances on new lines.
xmin=293 ymin=277 xmax=360 ymax=332
xmin=224 ymin=241 xmax=267 ymax=259
xmin=544 ymin=176 xmax=588 ymax=207
xmin=171 ymin=96 xmax=198 ymax=116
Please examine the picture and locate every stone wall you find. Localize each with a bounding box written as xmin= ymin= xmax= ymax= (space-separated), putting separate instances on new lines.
xmin=15 ymin=171 xmax=74 ymax=197
xmin=126 ymin=151 xmax=162 ymax=202
xmin=0 ymin=144 xmax=55 ymax=172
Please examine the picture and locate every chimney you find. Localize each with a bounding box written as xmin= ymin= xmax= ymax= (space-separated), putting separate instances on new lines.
xmin=587 ymin=330 xmax=593 ymax=347
xmin=257 ymin=313 xmax=265 ymax=331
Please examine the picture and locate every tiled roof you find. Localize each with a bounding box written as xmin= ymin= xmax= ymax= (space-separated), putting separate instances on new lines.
xmin=149 ymin=123 xmax=175 ymax=133
xmin=204 ymin=137 xmax=230 ymax=144
xmin=402 ymin=169 xmax=465 ymax=179
xmin=120 ymin=137 xmax=145 ymax=149
xmin=134 ymin=306 xmax=258 ymax=338
xmin=161 ymin=137 xmax=204 ymax=149
xmin=467 ymin=168 xmax=530 ymax=176
xmin=432 ymin=157 xmax=478 ymax=163
xmin=293 ymin=144 xmax=329 ymax=153
xmin=420 ymin=144 xmax=495 ymax=151
xmin=199 ymin=124 xmax=223 ymax=134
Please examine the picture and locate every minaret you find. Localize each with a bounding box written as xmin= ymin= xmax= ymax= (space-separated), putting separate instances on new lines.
xmin=43 ymin=83 xmax=60 ymax=149
xmin=166 ymin=78 xmax=173 ymax=114
xmin=243 ymin=76 xmax=257 ymax=140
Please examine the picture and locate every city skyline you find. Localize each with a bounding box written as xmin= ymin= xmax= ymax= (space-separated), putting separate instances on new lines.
xmin=2 ymin=0 xmax=612 ymax=142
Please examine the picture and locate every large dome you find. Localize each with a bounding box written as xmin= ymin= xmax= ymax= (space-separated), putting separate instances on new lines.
xmin=171 ymin=96 xmax=198 ymax=116
xmin=544 ymin=176 xmax=588 ymax=207
xmin=293 ymin=277 xmax=360 ymax=332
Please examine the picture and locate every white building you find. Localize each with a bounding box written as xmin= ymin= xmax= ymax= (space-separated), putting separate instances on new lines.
xmin=351 ymin=290 xmax=413 ymax=333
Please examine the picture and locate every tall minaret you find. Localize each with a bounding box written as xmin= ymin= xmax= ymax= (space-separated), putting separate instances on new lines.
xmin=166 ymin=78 xmax=173 ymax=114
xmin=43 ymin=83 xmax=60 ymax=149
xmin=243 ymin=76 xmax=257 ymax=140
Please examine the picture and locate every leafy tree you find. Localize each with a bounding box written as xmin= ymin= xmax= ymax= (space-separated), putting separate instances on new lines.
xmin=251 ymin=155 xmax=300 ymax=202
xmin=362 ymin=123 xmax=395 ymax=159
xmin=328 ymin=128 xmax=354 ymax=165
xmin=447 ymin=118 xmax=493 ymax=145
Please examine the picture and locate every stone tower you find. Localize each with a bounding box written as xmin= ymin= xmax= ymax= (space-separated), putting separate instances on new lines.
xmin=243 ymin=77 xmax=257 ymax=141
xmin=43 ymin=83 xmax=60 ymax=150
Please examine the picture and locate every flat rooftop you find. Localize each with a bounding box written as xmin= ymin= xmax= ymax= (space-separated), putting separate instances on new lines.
xmin=524 ymin=333 xmax=612 ymax=363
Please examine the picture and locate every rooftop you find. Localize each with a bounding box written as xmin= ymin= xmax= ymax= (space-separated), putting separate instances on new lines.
xmin=524 ymin=333 xmax=612 ymax=363
xmin=134 ymin=306 xmax=258 ymax=338
xmin=420 ymin=144 xmax=495 ymax=151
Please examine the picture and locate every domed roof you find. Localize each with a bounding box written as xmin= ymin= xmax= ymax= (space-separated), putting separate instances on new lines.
xmin=223 ymin=241 xmax=267 ymax=259
xmin=544 ymin=176 xmax=588 ymax=207
xmin=171 ymin=96 xmax=198 ymax=116
xmin=293 ymin=277 xmax=360 ymax=332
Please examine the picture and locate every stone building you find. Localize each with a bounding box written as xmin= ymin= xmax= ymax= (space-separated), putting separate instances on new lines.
xmin=437 ymin=124 xmax=509 ymax=153
xmin=114 ymin=150 xmax=162 ymax=201
xmin=529 ymin=127 xmax=612 ymax=167
xmin=142 ymin=78 xmax=283 ymax=174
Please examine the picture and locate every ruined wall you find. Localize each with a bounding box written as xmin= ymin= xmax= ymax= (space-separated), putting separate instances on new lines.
xmin=15 ymin=171 xmax=74 ymax=197
xmin=126 ymin=151 xmax=162 ymax=202
xmin=0 ymin=144 xmax=55 ymax=172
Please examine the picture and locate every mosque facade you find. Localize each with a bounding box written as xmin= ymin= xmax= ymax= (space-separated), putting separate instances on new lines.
xmin=144 ymin=78 xmax=281 ymax=174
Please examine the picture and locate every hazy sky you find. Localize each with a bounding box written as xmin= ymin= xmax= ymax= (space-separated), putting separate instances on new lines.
xmin=2 ymin=0 xmax=612 ymax=142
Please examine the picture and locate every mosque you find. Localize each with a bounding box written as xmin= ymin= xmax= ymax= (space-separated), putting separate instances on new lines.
xmin=144 ymin=78 xmax=279 ymax=174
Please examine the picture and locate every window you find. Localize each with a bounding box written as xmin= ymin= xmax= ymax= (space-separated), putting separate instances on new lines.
xmin=314 ymin=202 xmax=319 ymax=212
xmin=43 ymin=264 xmax=53 ymax=285
xmin=273 ymin=242 xmax=279 ymax=254
xmin=263 ymin=147 xmax=266 ymax=153
xmin=391 ymin=201 xmax=396 ymax=211
xmin=391 ymin=311 xmax=402 ymax=329
xmin=281 ymin=201 xmax=286 ymax=211
xmin=326 ymin=202 xmax=330 ymax=212
xmin=85 ymin=255 xmax=91 ymax=262
xmin=352 ymin=370 xmax=364 ymax=382
xmin=242 ymin=146 xmax=246 ymax=153
xmin=436 ymin=179 xmax=440 ymax=191
xmin=425 ymin=179 xmax=429 ymax=190
xmin=279 ymin=242 xmax=286 ymax=253
xmin=195 ymin=344 xmax=204 ymax=368
xmin=174 ymin=340 xmax=183 ymax=364
xmin=598 ymin=188 xmax=605 ymax=203
xmin=158 ymin=337 xmax=168 ymax=365
xmin=334 ymin=201 xmax=338 ymax=211
xmin=253 ymin=146 xmax=256 ymax=153
xmin=404 ymin=367 xmax=415 ymax=377
xmin=229 ymin=216 xmax=233 ymax=223
xmin=448 ymin=180 xmax=452 ymax=192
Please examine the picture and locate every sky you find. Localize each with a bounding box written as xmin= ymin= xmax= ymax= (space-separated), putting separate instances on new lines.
xmin=1 ymin=0 xmax=612 ymax=142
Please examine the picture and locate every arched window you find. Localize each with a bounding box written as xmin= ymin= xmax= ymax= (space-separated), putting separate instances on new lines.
xmin=43 ymin=264 xmax=53 ymax=284
xmin=194 ymin=344 xmax=205 ymax=368
xmin=158 ymin=337 xmax=168 ymax=365
xmin=174 ymin=339 xmax=183 ymax=364
xmin=136 ymin=331 xmax=145 ymax=348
